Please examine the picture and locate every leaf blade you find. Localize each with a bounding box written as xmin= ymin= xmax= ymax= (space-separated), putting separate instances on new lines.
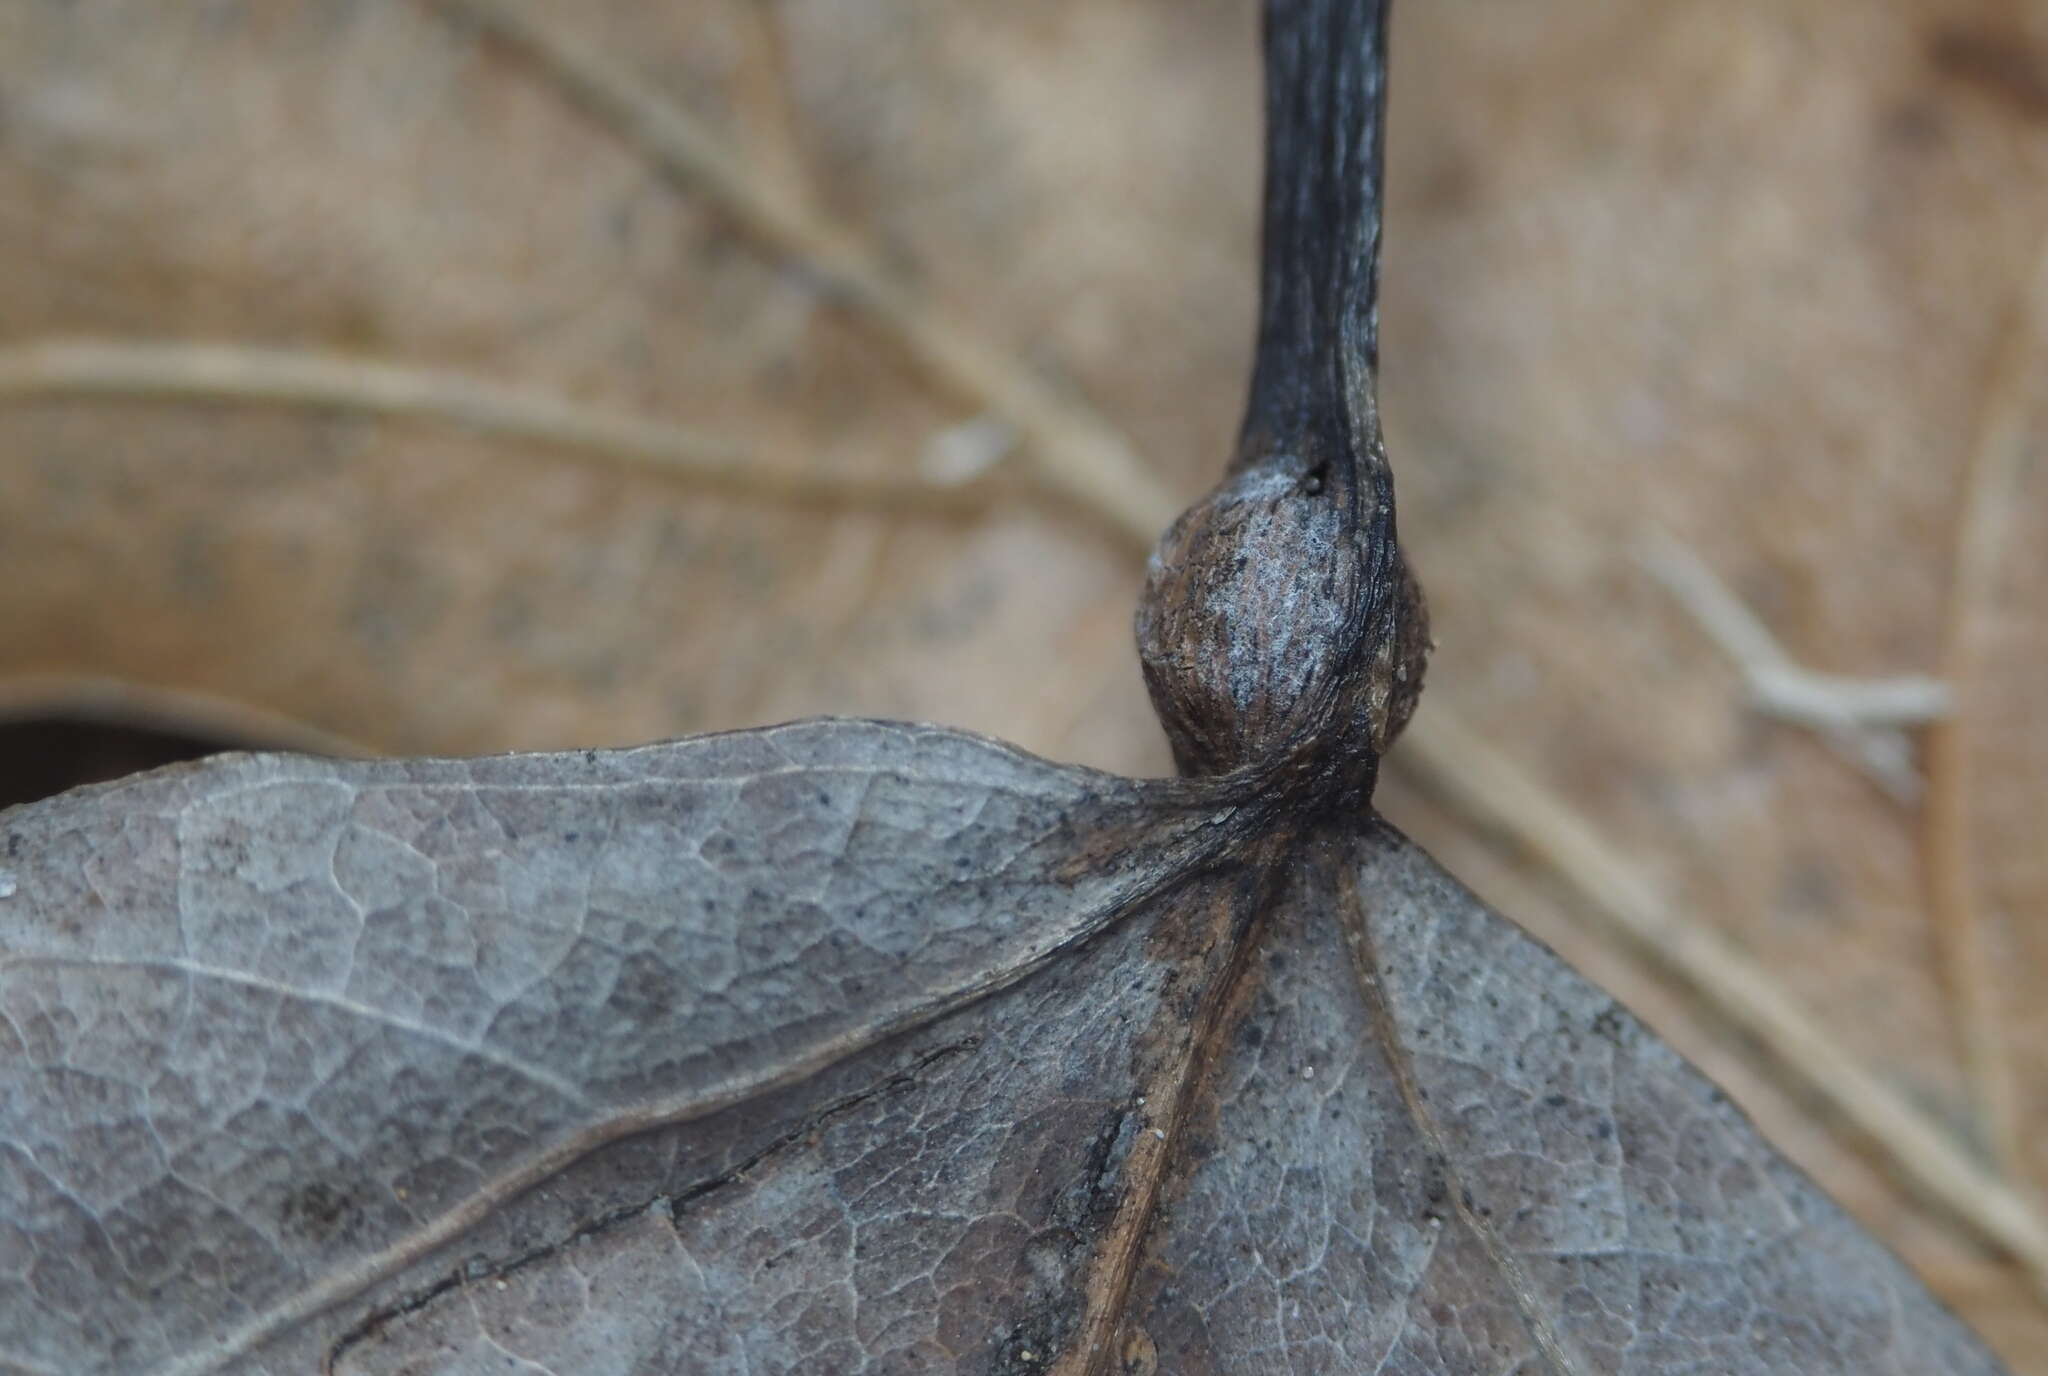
xmin=0 ymin=720 xmax=1224 ymax=1374
xmin=1119 ymin=820 xmax=2008 ymax=1373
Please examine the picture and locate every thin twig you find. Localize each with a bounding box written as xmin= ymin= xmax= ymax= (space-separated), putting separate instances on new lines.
xmin=1641 ymin=533 xmax=1946 ymax=803
xmin=429 ymin=0 xmax=1182 ymax=546
xmin=1922 ymin=238 xmax=2048 ymax=1180
xmin=1395 ymin=705 xmax=2048 ymax=1299
xmin=0 ymin=339 xmax=983 ymax=512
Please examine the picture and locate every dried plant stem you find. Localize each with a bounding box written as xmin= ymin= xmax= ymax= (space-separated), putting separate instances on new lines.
xmin=0 ymin=339 xmax=976 ymax=512
xmin=1922 ymin=240 xmax=2048 ymax=1180
xmin=1396 ymin=705 xmax=2048 ymax=1298
xmin=432 ymin=0 xmax=1182 ymax=545
xmin=1641 ymin=533 xmax=1946 ymax=804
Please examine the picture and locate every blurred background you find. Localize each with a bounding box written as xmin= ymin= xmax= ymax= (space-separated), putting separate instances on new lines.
xmin=1 ymin=0 xmax=2042 ymax=1364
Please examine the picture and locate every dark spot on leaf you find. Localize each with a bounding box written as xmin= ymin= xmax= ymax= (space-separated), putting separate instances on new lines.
xmin=280 ymin=1182 xmax=361 ymax=1244
xmin=1590 ymin=1007 xmax=1625 ymax=1043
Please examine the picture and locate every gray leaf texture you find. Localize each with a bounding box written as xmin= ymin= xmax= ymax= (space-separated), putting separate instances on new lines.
xmin=0 ymin=726 xmax=2006 ymax=1374
xmin=1128 ymin=823 xmax=2005 ymax=1374
xmin=0 ymin=721 xmax=1230 ymax=1373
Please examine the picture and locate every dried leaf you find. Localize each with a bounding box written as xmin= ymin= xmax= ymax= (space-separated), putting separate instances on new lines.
xmin=0 ymin=1 xmax=2016 ymax=1373
xmin=0 ymin=722 xmax=1227 ymax=1371
xmin=1132 ymin=823 xmax=2004 ymax=1373
xmin=0 ymin=0 xmax=1211 ymax=770
xmin=0 ymin=750 xmax=2001 ymax=1373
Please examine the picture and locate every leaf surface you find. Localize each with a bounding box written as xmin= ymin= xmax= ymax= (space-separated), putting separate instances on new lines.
xmin=1124 ymin=823 xmax=2003 ymax=1373
xmin=2 ymin=744 xmax=2006 ymax=1372
xmin=0 ymin=721 xmax=1232 ymax=1373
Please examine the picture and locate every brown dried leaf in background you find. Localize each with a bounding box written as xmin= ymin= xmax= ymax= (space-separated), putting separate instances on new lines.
xmin=0 ymin=0 xmax=1230 ymax=769
xmin=0 ymin=4 xmax=2016 ymax=1372
xmin=1 ymin=0 xmax=2044 ymax=1365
